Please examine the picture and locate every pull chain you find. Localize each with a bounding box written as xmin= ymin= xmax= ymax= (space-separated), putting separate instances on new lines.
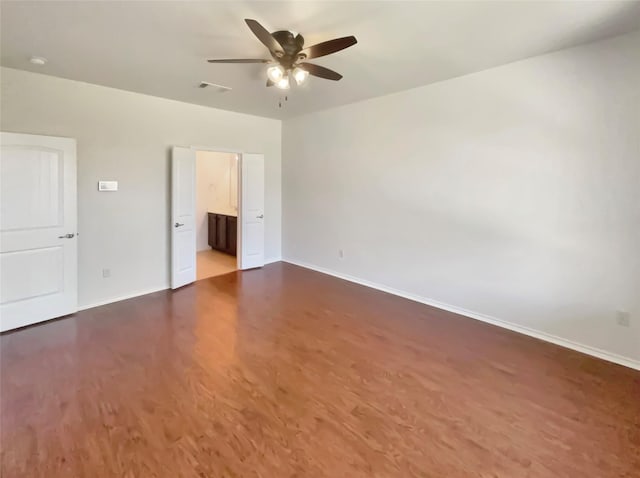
xmin=278 ymin=95 xmax=289 ymax=109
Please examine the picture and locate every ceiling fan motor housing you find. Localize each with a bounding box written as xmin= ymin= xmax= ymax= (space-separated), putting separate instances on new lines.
xmin=271 ymin=30 xmax=306 ymax=68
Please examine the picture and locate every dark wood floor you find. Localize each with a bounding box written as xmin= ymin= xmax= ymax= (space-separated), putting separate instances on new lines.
xmin=1 ymin=263 xmax=638 ymax=477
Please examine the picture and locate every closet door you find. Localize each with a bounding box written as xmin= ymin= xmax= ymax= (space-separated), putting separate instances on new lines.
xmin=1 ymin=133 xmax=78 ymax=331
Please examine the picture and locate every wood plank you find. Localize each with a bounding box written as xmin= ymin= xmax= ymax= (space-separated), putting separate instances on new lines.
xmin=1 ymin=262 xmax=638 ymax=477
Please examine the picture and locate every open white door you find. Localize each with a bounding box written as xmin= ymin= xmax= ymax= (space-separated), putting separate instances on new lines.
xmin=0 ymin=132 xmax=77 ymax=331
xmin=171 ymin=147 xmax=196 ymax=289
xmin=239 ymin=153 xmax=265 ymax=270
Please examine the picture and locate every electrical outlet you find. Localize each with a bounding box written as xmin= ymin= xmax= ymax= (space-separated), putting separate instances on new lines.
xmin=102 ymin=268 xmax=111 ymax=278
xmin=338 ymin=249 xmax=344 ymax=259
xmin=616 ymin=310 xmax=631 ymax=327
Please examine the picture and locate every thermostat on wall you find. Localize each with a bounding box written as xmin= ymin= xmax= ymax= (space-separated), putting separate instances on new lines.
xmin=98 ymin=181 xmax=118 ymax=191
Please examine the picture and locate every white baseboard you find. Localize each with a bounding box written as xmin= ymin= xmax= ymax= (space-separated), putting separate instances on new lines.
xmin=76 ymin=260 xmax=282 ymax=313
xmin=283 ymin=258 xmax=640 ymax=371
xmin=78 ymin=286 xmax=169 ymax=312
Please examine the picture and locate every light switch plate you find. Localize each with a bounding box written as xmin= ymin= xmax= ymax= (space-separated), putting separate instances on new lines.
xmin=98 ymin=181 xmax=118 ymax=191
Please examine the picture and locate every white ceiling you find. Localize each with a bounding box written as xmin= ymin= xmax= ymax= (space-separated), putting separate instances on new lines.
xmin=2 ymin=1 xmax=640 ymax=119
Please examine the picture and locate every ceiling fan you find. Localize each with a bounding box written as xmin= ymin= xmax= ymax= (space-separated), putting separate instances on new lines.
xmin=208 ymin=19 xmax=357 ymax=90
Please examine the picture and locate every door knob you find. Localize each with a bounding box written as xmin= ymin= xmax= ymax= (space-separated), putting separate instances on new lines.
xmin=256 ymin=214 xmax=264 ymax=219
xmin=58 ymin=233 xmax=75 ymax=239
xmin=174 ymin=222 xmax=184 ymax=228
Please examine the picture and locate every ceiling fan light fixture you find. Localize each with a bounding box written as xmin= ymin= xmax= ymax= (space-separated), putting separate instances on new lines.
xmin=267 ymin=64 xmax=285 ymax=82
xmin=292 ymin=67 xmax=309 ymax=85
xmin=207 ymin=19 xmax=357 ymax=92
xmin=276 ymin=75 xmax=290 ymax=90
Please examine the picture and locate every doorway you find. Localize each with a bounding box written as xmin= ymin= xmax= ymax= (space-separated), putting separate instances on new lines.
xmin=195 ymin=150 xmax=238 ymax=280
xmin=171 ymin=147 xmax=265 ymax=289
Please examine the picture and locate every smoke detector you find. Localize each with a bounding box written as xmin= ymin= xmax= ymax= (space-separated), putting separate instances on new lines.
xmin=30 ymin=56 xmax=47 ymax=65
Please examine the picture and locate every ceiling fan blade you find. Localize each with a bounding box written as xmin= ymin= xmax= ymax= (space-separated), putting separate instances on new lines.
xmin=299 ymin=63 xmax=343 ymax=81
xmin=208 ymin=59 xmax=270 ymax=63
xmin=300 ymin=36 xmax=357 ymax=59
xmin=245 ymin=19 xmax=284 ymax=54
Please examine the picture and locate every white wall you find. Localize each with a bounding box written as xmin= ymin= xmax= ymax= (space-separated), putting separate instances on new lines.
xmin=282 ymin=31 xmax=640 ymax=365
xmin=0 ymin=67 xmax=281 ymax=307
xmin=195 ymin=151 xmax=238 ymax=251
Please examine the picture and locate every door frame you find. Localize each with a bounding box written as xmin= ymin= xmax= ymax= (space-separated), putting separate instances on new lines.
xmin=189 ymin=145 xmax=262 ymax=272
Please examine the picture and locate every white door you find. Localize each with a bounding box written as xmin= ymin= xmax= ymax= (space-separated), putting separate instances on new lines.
xmin=0 ymin=132 xmax=77 ymax=332
xmin=171 ymin=147 xmax=196 ymax=289
xmin=240 ymin=153 xmax=265 ymax=270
